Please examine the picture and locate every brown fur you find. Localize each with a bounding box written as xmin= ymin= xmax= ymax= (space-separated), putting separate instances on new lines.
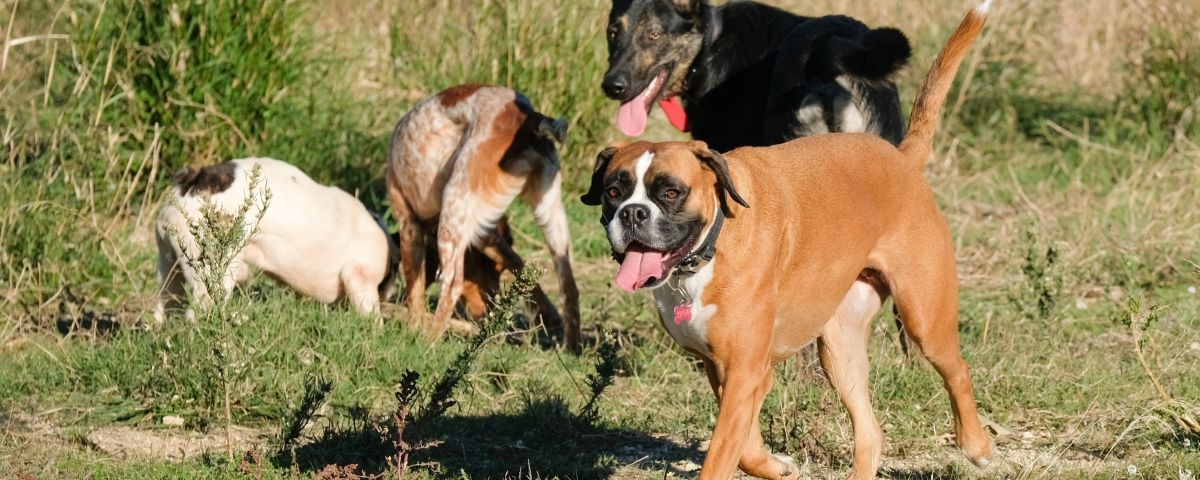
xmin=588 ymin=5 xmax=991 ymax=478
xmin=172 ymin=162 xmax=237 ymax=196
xmin=438 ymin=83 xmax=487 ymax=108
xmin=422 ymin=217 xmax=562 ymax=325
xmin=900 ymin=8 xmax=988 ymax=167
xmin=622 ymin=10 xmax=703 ymax=94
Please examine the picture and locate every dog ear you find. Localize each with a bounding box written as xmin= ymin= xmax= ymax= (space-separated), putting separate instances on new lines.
xmin=535 ymin=116 xmax=569 ymax=144
xmin=671 ymin=0 xmax=700 ymax=15
xmin=689 ymin=141 xmax=749 ymax=217
xmin=580 ymin=143 xmax=624 ymax=206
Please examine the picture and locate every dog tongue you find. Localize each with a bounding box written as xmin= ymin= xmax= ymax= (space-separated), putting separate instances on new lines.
xmin=616 ymin=81 xmax=657 ymax=137
xmin=615 ymin=247 xmax=665 ymax=292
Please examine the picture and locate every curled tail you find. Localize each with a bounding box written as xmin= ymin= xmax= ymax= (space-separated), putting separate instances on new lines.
xmin=804 ymin=19 xmax=912 ymax=83
xmin=900 ymin=0 xmax=991 ymax=168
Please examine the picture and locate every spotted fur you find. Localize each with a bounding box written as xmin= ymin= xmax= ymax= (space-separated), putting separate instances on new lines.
xmin=386 ymin=84 xmax=581 ymax=350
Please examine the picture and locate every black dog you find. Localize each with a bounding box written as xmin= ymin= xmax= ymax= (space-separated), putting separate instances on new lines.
xmin=602 ymin=0 xmax=911 ymax=152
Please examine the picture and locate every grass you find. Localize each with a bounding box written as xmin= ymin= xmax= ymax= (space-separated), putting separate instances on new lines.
xmin=2 ymin=0 xmax=1199 ymax=478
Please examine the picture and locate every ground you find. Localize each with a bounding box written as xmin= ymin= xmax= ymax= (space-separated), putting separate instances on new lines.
xmin=1 ymin=0 xmax=1198 ymax=478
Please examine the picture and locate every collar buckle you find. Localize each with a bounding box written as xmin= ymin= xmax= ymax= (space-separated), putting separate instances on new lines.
xmin=671 ymin=209 xmax=725 ymax=278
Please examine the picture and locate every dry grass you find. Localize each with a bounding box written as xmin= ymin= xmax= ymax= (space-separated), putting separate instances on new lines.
xmin=778 ymin=0 xmax=1195 ymax=98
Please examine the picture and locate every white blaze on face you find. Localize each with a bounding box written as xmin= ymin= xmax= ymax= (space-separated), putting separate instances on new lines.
xmin=607 ymin=151 xmax=662 ymax=252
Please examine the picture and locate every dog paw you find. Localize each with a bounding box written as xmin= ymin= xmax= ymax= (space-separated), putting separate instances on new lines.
xmin=961 ymin=437 xmax=994 ymax=468
xmin=773 ymin=453 xmax=800 ymax=478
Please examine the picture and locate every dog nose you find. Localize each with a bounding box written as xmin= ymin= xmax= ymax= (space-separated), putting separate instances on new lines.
xmin=602 ymin=73 xmax=629 ymax=98
xmin=619 ymin=204 xmax=650 ymax=229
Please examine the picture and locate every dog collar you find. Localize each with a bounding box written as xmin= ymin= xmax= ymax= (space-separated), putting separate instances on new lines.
xmin=672 ymin=208 xmax=725 ymax=277
xmin=659 ymin=96 xmax=689 ymax=132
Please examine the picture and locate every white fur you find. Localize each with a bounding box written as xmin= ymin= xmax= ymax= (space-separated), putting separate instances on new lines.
xmin=792 ymin=97 xmax=830 ymax=136
xmin=835 ymin=76 xmax=868 ymax=133
xmin=154 ymin=157 xmax=395 ymax=322
xmin=608 ymin=152 xmax=660 ymax=251
xmin=654 ymin=256 xmax=717 ymax=358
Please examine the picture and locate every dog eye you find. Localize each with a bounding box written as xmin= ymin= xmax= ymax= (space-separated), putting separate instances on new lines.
xmin=661 ymin=189 xmax=680 ymax=200
xmin=606 ymin=187 xmax=621 ymax=198
xmin=607 ymin=27 xmax=618 ymax=41
xmin=648 ymin=31 xmax=661 ymax=41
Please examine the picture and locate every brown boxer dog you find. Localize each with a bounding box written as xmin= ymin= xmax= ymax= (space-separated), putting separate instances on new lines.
xmin=581 ymin=2 xmax=994 ymax=478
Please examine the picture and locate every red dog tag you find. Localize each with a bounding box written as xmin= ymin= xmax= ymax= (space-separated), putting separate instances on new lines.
xmin=674 ymin=303 xmax=692 ymax=324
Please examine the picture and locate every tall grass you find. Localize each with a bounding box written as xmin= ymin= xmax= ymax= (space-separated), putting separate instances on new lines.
xmin=2 ymin=0 xmax=311 ymax=314
xmin=385 ymin=0 xmax=612 ymax=192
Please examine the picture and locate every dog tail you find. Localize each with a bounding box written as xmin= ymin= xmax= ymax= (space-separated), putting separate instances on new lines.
xmin=900 ymin=0 xmax=991 ymax=168
xmin=808 ymin=25 xmax=911 ymax=82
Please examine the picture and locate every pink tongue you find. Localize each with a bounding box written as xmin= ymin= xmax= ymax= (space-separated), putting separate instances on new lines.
xmin=616 ymin=82 xmax=657 ymax=137
xmin=615 ymin=248 xmax=665 ymax=292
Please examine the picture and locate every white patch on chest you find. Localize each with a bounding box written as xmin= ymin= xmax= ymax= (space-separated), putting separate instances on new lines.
xmin=653 ymin=260 xmax=716 ymax=359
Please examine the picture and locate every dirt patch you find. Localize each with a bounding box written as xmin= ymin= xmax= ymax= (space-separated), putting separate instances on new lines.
xmin=83 ymin=425 xmax=271 ymax=462
xmin=0 ymin=411 xmax=1170 ymax=477
xmin=2 ymin=411 xmax=271 ymax=463
xmin=602 ymin=434 xmax=1132 ymax=479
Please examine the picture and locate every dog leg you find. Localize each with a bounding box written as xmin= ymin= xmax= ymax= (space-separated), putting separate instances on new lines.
xmin=891 ymin=242 xmax=993 ymax=467
xmin=431 ymin=226 xmax=470 ymax=337
xmin=700 ymin=323 xmax=774 ymax=479
xmin=818 ymin=281 xmax=885 ymax=479
xmin=476 ymin=233 xmax=565 ymax=341
xmin=387 ymin=181 xmax=428 ymax=318
xmin=522 ymin=169 xmax=580 ymax=352
xmin=739 ymin=414 xmax=802 ymax=480
xmin=703 ymin=359 xmax=800 ymax=479
xmin=154 ymin=228 xmax=186 ymax=323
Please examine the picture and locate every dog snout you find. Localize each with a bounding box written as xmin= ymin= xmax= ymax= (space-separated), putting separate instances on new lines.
xmin=618 ymin=204 xmax=650 ymax=229
xmin=602 ymin=71 xmax=630 ymax=99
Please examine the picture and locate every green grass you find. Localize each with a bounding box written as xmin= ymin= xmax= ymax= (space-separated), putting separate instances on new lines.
xmin=3 ymin=0 xmax=1200 ymax=478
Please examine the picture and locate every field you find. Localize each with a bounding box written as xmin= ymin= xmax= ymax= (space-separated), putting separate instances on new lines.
xmin=2 ymin=0 xmax=1199 ymax=478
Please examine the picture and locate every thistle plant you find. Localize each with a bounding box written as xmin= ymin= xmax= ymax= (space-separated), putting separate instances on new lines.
xmin=1122 ymin=297 xmax=1200 ymax=438
xmin=390 ymin=267 xmax=541 ymax=474
xmin=162 ymin=163 xmax=272 ymax=458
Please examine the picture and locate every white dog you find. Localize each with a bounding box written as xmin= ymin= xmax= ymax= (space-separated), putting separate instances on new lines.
xmin=154 ymin=157 xmax=397 ymax=321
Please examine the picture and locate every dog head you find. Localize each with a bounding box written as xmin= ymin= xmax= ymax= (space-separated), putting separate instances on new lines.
xmin=581 ymin=140 xmax=747 ymax=291
xmin=372 ymin=212 xmax=401 ymax=301
xmin=602 ymin=0 xmax=716 ymax=136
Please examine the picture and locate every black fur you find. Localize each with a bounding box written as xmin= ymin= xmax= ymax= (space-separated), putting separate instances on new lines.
xmin=690 ymin=145 xmax=749 ymax=217
xmin=603 ymin=0 xmax=911 ymax=151
xmin=581 ymin=146 xmax=620 ymax=207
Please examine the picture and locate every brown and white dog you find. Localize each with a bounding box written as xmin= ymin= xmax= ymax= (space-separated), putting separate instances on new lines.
xmin=386 ymin=84 xmax=580 ymax=350
xmin=581 ymin=2 xmax=993 ymax=478
xmin=155 ymin=157 xmax=398 ymax=322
